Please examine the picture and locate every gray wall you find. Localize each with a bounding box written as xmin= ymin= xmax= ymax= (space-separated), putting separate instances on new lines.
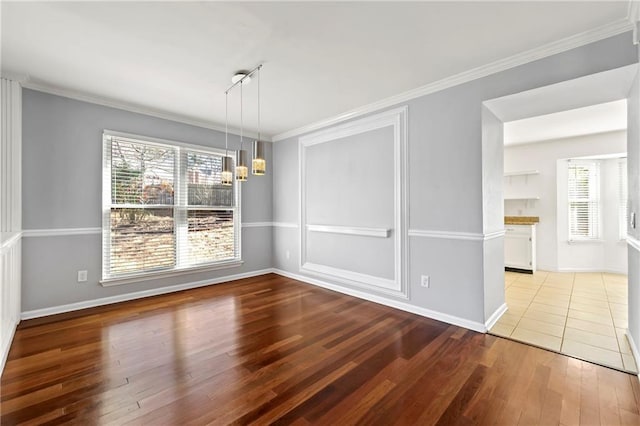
xmin=273 ymin=32 xmax=637 ymax=327
xmin=481 ymin=106 xmax=505 ymax=322
xmin=22 ymin=89 xmax=273 ymax=311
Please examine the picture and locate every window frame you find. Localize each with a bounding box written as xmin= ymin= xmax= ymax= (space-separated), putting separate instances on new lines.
xmin=101 ymin=130 xmax=242 ymax=285
xmin=567 ymin=159 xmax=601 ymax=242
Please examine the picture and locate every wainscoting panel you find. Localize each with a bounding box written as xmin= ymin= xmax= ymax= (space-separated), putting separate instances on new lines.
xmin=299 ymin=107 xmax=408 ymax=297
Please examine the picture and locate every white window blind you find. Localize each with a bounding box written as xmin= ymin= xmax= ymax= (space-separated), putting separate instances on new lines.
xmin=103 ymin=133 xmax=239 ymax=280
xmin=619 ymin=158 xmax=628 ymax=240
xmin=567 ymin=160 xmax=600 ymax=240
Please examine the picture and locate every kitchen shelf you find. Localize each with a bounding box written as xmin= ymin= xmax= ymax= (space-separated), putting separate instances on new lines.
xmin=504 ymin=170 xmax=540 ymax=177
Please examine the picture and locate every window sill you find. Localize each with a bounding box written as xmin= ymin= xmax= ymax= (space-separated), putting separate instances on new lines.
xmin=567 ymin=239 xmax=603 ymax=245
xmin=100 ymin=260 xmax=244 ymax=287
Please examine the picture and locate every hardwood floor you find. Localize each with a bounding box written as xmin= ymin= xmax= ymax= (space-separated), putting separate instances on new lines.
xmin=2 ymin=273 xmax=640 ymax=425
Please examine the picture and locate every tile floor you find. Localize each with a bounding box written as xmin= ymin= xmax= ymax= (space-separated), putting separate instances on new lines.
xmin=490 ymin=270 xmax=637 ymax=373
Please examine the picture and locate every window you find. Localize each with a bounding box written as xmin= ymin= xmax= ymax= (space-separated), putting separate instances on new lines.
xmin=619 ymin=158 xmax=628 ymax=240
xmin=102 ymin=133 xmax=240 ymax=281
xmin=567 ymin=160 xmax=600 ymax=240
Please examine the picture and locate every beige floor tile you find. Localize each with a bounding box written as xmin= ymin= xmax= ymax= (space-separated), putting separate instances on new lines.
xmin=502 ymin=270 xmax=631 ymax=373
xmin=613 ymin=316 xmax=628 ymax=328
xmin=517 ymin=317 xmax=564 ymax=338
xmin=611 ymin=310 xmax=627 ymax=321
xmin=531 ymin=296 xmax=570 ymax=309
xmin=561 ymin=339 xmax=623 ymax=370
xmin=523 ymin=310 xmax=567 ymax=326
xmin=490 ymin=322 xmax=514 ymax=337
xmin=563 ymin=327 xmax=619 ymax=351
xmin=570 ymin=296 xmax=610 ymax=308
xmin=566 ymin=317 xmax=616 ymax=337
xmin=572 ymin=290 xmax=607 ymax=301
xmin=622 ymin=353 xmax=638 ymax=373
xmin=569 ymin=302 xmax=610 ymax=316
xmin=510 ymin=281 xmax=541 ymax=291
xmin=507 ymin=286 xmax=538 ymax=295
xmin=498 ymin=312 xmax=522 ymax=327
xmin=542 ymin=280 xmax=574 ymax=289
xmin=608 ymin=295 xmax=628 ymax=305
xmin=507 ymin=306 xmax=527 ymax=317
xmin=602 ymin=273 xmax=627 ymax=283
xmin=538 ymin=286 xmax=572 ymax=296
xmin=512 ymin=327 xmax=562 ymax=352
xmin=527 ymin=302 xmax=569 ymax=317
xmin=567 ymin=309 xmax=614 ymax=325
xmin=537 ymin=288 xmax=572 ymax=298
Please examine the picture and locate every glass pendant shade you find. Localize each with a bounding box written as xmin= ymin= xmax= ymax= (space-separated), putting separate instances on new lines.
xmin=236 ymin=150 xmax=248 ymax=181
xmin=221 ymin=156 xmax=233 ymax=186
xmin=252 ymin=140 xmax=266 ymax=175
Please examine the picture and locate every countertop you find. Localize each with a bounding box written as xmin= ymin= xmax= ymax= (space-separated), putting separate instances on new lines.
xmin=504 ymin=216 xmax=539 ymax=225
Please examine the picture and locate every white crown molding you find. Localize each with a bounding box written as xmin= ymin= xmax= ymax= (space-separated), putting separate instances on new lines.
xmin=273 ymin=19 xmax=633 ymax=142
xmin=272 ymin=268 xmax=486 ymax=333
xmin=0 ymin=72 xmax=29 ymax=83
xmin=20 ymin=80 xmax=272 ymax=142
xmin=21 ymin=268 xmax=274 ymax=320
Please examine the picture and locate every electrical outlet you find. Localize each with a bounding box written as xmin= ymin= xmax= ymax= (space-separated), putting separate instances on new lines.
xmin=77 ymin=270 xmax=88 ymax=282
xmin=285 ymin=250 xmax=290 ymax=260
xmin=421 ymin=275 xmax=430 ymax=288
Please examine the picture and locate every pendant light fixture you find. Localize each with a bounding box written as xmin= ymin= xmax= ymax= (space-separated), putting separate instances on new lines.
xmin=252 ymin=67 xmax=266 ymax=175
xmin=221 ymin=91 xmax=233 ymax=186
xmin=223 ymin=64 xmax=265 ymax=182
xmin=235 ymin=78 xmax=248 ymax=181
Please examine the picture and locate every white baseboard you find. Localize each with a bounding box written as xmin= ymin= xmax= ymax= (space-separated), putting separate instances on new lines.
xmin=21 ymin=268 xmax=274 ymax=320
xmin=556 ymin=267 xmax=627 ymax=274
xmin=1 ymin=317 xmax=19 ymax=375
xmin=485 ymin=303 xmax=508 ymax=331
xmin=272 ymin=268 xmax=487 ymax=333
xmin=626 ymin=330 xmax=640 ymax=379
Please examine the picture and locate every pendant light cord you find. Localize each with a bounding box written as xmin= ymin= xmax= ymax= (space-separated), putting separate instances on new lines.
xmin=240 ymin=80 xmax=243 ymax=151
xmin=224 ymin=91 xmax=229 ymax=157
xmin=257 ymin=67 xmax=261 ymax=143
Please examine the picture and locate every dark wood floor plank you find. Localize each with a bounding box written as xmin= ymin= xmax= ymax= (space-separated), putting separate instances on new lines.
xmin=1 ymin=273 xmax=639 ymax=424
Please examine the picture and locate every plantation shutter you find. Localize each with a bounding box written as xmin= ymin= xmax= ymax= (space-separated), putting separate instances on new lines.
xmin=567 ymin=161 xmax=600 ymax=240
xmin=619 ymin=158 xmax=628 ymax=240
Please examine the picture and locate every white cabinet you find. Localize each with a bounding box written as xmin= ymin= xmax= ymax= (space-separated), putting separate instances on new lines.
xmin=504 ymin=224 xmax=536 ymax=273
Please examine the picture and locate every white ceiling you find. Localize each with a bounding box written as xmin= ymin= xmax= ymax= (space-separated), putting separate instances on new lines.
xmin=0 ymin=1 xmax=631 ymax=138
xmin=504 ymin=99 xmax=628 ymax=145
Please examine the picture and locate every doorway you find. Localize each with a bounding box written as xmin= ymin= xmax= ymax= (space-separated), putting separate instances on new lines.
xmin=482 ymin=65 xmax=637 ymax=373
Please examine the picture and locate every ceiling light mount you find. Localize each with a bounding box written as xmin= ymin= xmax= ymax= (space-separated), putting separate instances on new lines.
xmin=231 ymin=72 xmax=251 ymax=85
xmin=226 ymin=64 xmax=262 ymax=94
